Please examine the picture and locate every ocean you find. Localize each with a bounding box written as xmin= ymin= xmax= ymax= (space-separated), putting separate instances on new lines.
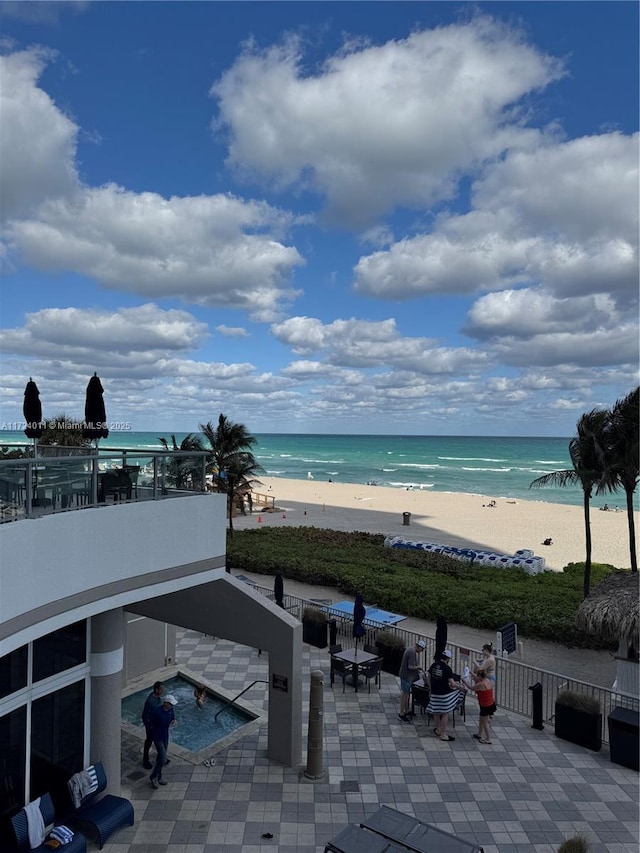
xmin=1 ymin=429 xmax=613 ymax=509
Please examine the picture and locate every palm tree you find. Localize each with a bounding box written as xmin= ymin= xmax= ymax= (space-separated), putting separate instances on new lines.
xmin=200 ymin=414 xmax=263 ymax=533
xmin=598 ymin=387 xmax=639 ymax=573
xmin=530 ymin=409 xmax=608 ymax=598
xmin=39 ymin=412 xmax=93 ymax=449
xmin=158 ymin=433 xmax=205 ymax=489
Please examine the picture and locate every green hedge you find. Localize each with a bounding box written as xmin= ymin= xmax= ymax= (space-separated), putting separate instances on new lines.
xmin=226 ymin=527 xmax=620 ymax=648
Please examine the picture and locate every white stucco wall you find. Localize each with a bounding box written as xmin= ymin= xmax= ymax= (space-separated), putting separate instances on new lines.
xmin=0 ymin=494 xmax=227 ymax=654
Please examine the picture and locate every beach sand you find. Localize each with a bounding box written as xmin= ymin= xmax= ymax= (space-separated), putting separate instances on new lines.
xmin=237 ymin=476 xmax=634 ymax=572
xmin=229 ymin=478 xmax=636 ymax=687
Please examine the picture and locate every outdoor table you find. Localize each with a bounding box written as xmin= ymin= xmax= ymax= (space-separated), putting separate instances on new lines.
xmin=332 ymin=648 xmax=377 ymax=692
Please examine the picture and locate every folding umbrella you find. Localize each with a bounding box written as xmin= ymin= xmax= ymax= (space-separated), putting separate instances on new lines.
xmin=353 ymin=593 xmax=366 ymax=656
xmin=82 ymin=373 xmax=109 ymax=442
xmin=23 ymin=378 xmax=43 ymax=443
xmin=435 ymin=614 xmax=448 ymax=659
xmin=274 ymin=572 xmax=284 ymax=608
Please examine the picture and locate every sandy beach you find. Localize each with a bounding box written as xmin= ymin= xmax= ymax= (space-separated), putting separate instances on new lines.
xmin=237 ymin=476 xmax=634 ymax=572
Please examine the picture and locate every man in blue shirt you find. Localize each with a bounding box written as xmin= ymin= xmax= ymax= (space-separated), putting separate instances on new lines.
xmin=149 ymin=694 xmax=178 ymax=788
xmin=141 ymin=681 xmax=164 ymax=769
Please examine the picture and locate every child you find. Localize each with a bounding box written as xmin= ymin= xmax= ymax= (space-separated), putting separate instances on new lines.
xmin=194 ymin=686 xmax=206 ymax=709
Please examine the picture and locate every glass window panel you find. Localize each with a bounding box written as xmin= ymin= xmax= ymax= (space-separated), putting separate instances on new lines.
xmin=32 ymin=621 xmax=86 ymax=682
xmin=30 ymin=681 xmax=85 ymax=805
xmin=0 ymin=705 xmax=27 ymax=846
xmin=0 ymin=646 xmax=28 ymax=699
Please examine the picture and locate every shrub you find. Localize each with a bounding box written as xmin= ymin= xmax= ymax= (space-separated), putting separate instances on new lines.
xmin=302 ymin=606 xmax=327 ymax=624
xmin=226 ymin=527 xmax=620 ymax=647
xmin=375 ymin=631 xmax=405 ymax=649
xmin=558 ymin=834 xmax=590 ymax=852
xmin=555 ymin=690 xmax=601 ymax=714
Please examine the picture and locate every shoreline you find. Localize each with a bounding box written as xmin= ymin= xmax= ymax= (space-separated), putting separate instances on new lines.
xmin=236 ymin=476 xmax=635 ymax=572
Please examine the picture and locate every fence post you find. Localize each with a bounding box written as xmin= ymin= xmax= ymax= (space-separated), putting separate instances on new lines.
xmin=304 ymin=670 xmax=325 ymax=780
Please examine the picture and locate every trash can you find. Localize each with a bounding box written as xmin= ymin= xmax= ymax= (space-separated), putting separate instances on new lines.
xmin=402 ymin=512 xmax=411 ymax=526
xmin=608 ymin=706 xmax=639 ymax=770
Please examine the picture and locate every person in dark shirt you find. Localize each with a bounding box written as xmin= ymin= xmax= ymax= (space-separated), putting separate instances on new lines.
xmin=141 ymin=681 xmax=164 ymax=769
xmin=426 ymin=650 xmax=462 ymax=742
xmin=149 ymin=694 xmax=177 ymax=788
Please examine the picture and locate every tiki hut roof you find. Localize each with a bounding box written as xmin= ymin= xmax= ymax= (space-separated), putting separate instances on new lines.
xmin=575 ymin=572 xmax=639 ymax=642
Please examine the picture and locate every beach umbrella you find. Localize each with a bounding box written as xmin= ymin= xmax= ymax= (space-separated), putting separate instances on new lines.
xmin=274 ymin=572 xmax=284 ymax=608
xmin=82 ymin=373 xmax=109 ymax=441
xmin=435 ymin=614 xmax=448 ymax=659
xmin=353 ymin=593 xmax=366 ymax=656
xmin=23 ymin=378 xmax=43 ymax=441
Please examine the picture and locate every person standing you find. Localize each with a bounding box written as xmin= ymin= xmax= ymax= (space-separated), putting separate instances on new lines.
xmin=141 ymin=681 xmax=164 ymax=769
xmin=427 ymin=649 xmax=462 ymax=742
xmin=473 ymin=643 xmax=496 ymax=684
xmin=468 ymin=669 xmax=496 ymax=744
xmin=398 ymin=639 xmax=426 ymax=722
xmin=149 ymin=694 xmax=178 ymax=788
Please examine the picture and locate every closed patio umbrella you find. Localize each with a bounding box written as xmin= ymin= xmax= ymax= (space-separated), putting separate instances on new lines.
xmin=274 ymin=572 xmax=284 ymax=608
xmin=353 ymin=593 xmax=366 ymax=656
xmin=82 ymin=373 xmax=109 ymax=441
xmin=435 ymin=614 xmax=448 ymax=659
xmin=23 ymin=378 xmax=43 ymax=442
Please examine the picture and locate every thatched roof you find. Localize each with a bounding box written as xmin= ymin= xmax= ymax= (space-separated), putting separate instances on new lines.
xmin=575 ymin=572 xmax=639 ymax=642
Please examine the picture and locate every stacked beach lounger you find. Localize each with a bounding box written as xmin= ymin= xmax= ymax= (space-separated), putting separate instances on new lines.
xmin=384 ymin=536 xmax=545 ymax=573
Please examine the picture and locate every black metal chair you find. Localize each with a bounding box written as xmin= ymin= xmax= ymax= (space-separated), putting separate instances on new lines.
xmin=329 ymin=644 xmax=343 ymax=655
xmin=330 ymin=656 xmax=348 ymax=692
xmin=411 ymin=683 xmax=431 ymax=715
xmin=358 ymin=658 xmax=382 ymax=693
xmin=363 ymin=644 xmax=378 ymax=655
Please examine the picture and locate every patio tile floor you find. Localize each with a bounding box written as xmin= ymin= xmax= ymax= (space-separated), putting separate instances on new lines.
xmin=113 ymin=630 xmax=639 ymax=853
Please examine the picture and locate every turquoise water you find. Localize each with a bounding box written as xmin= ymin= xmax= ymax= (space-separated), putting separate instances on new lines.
xmin=2 ymin=430 xmax=630 ymax=509
xmin=121 ymin=675 xmax=254 ymax=752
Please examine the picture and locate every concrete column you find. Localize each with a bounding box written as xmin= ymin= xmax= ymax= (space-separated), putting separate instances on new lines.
xmin=267 ymin=621 xmax=303 ymax=766
xmin=90 ymin=608 xmax=125 ymax=794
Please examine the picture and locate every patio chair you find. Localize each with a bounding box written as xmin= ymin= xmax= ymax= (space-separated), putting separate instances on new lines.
xmin=65 ymin=762 xmax=134 ymax=849
xmin=329 ymin=644 xmax=343 ymax=655
xmin=10 ymin=792 xmax=87 ymax=853
xmin=363 ymin=644 xmax=378 ymax=655
xmin=330 ymin=656 xmax=348 ymax=692
xmin=122 ymin=465 xmax=140 ymax=498
xmin=359 ymin=658 xmax=382 ymax=693
xmin=411 ymin=683 xmax=431 ymax=715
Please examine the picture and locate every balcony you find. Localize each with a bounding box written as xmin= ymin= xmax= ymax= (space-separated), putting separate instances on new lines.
xmin=0 ymin=448 xmax=212 ymax=523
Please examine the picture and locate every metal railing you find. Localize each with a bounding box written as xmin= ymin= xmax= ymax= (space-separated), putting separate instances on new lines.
xmin=244 ymin=581 xmax=639 ymax=745
xmin=0 ymin=449 xmax=211 ymax=523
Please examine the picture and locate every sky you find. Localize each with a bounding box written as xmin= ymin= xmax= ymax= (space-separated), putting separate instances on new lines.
xmin=0 ymin=1 xmax=638 ymax=436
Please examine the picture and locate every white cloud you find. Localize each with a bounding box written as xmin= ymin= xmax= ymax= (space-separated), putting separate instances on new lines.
xmin=215 ymin=325 xmax=249 ymax=338
xmin=0 ymin=49 xmax=80 ymax=221
xmin=271 ymin=316 xmax=491 ymax=374
xmin=8 ymin=186 xmax=304 ymax=321
xmin=354 ymin=132 xmax=638 ymax=299
xmin=0 ymin=304 xmax=208 ymax=365
xmin=213 ymin=17 xmax=563 ymax=224
xmin=1 ymin=48 xmax=305 ymax=321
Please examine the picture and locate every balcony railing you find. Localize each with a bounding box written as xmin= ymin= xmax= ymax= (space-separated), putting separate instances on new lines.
xmin=0 ymin=448 xmax=211 ymax=523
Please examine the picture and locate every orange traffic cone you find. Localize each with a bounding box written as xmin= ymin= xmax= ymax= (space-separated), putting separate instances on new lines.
xmin=257 ymin=515 xmax=262 ymax=523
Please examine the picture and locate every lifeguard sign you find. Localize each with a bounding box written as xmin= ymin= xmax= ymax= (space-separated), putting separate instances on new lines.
xmin=496 ymin=622 xmax=518 ymax=656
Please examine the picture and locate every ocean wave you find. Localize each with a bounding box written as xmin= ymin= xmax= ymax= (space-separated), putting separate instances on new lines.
xmin=381 ymin=468 xmax=397 ymax=472
xmin=388 ymin=481 xmax=435 ymax=489
xmin=534 ymin=459 xmax=565 ymax=464
xmin=438 ymin=456 xmax=506 ymax=462
xmin=395 ymin=462 xmax=441 ymax=469
xmin=461 ymin=466 xmax=511 ymax=472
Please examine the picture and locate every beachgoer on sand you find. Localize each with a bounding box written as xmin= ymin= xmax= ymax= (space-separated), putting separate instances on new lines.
xmin=542 ymin=537 xmax=553 ymax=546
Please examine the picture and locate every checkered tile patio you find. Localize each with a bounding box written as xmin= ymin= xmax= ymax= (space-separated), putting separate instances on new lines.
xmin=113 ymin=630 xmax=639 ymax=853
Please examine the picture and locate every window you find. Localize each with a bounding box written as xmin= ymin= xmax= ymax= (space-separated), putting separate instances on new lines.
xmin=33 ymin=621 xmax=87 ymax=682
xmin=0 ymin=646 xmax=28 ymax=700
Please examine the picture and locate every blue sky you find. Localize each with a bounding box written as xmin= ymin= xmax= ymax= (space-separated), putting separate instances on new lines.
xmin=0 ymin=1 xmax=638 ymax=436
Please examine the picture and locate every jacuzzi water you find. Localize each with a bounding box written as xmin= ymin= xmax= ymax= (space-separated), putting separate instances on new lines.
xmin=122 ymin=675 xmax=255 ymax=752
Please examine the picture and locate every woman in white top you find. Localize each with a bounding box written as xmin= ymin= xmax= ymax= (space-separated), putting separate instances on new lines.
xmin=473 ymin=643 xmax=496 ymax=684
